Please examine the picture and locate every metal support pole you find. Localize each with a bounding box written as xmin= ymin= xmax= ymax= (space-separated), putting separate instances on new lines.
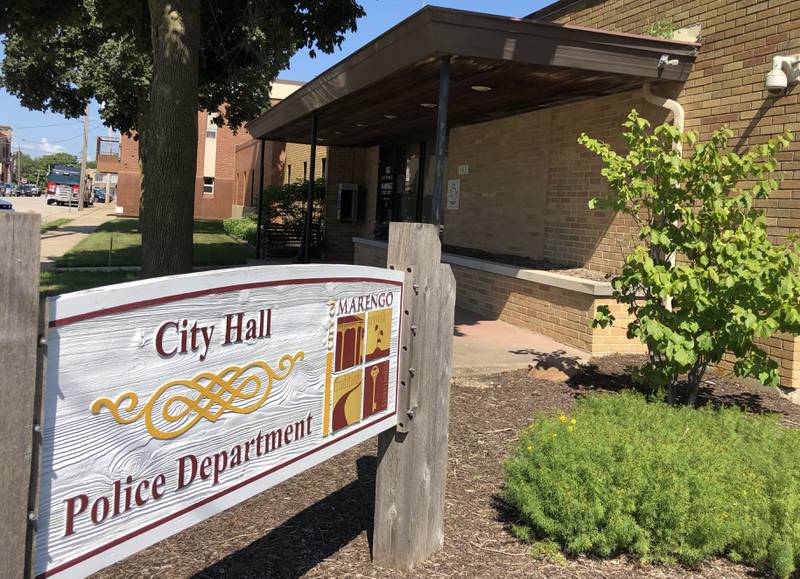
xmin=79 ymin=103 xmax=89 ymax=211
xmin=302 ymin=114 xmax=318 ymax=264
xmin=105 ymin=126 xmax=112 ymax=205
xmin=431 ymin=55 xmax=451 ymax=229
xmin=255 ymin=138 xmax=266 ymax=260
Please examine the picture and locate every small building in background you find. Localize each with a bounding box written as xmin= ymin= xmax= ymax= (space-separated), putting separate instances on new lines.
xmin=101 ymin=79 xmax=325 ymax=220
xmin=95 ymin=135 xmax=120 ymax=200
xmin=0 ymin=125 xmax=13 ymax=183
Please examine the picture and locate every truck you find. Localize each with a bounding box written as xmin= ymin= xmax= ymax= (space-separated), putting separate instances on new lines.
xmin=45 ymin=165 xmax=92 ymax=207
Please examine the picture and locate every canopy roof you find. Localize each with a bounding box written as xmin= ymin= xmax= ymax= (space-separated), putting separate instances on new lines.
xmin=247 ymin=6 xmax=698 ymax=147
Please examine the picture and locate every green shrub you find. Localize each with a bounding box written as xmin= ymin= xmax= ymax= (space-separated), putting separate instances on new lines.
xmin=580 ymin=112 xmax=799 ymax=405
xmin=504 ymin=393 xmax=800 ymax=577
xmin=223 ymin=214 xmax=258 ymax=245
xmin=262 ymin=178 xmax=326 ymax=233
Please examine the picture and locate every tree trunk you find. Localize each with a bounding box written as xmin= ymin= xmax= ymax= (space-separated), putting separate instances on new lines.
xmin=141 ymin=0 xmax=201 ymax=277
xmin=686 ymin=362 xmax=707 ymax=408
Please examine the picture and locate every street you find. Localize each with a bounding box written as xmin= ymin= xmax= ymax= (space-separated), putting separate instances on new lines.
xmin=4 ymin=195 xmax=113 ymax=224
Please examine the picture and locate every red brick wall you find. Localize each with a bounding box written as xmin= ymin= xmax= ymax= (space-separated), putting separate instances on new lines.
xmin=116 ymin=111 xmax=251 ymax=220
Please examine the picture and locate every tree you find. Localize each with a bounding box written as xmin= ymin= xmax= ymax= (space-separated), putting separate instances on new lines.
xmin=9 ymin=150 xmax=32 ymax=183
xmin=1 ymin=0 xmax=364 ymax=276
xmin=9 ymin=151 xmax=79 ymax=187
xmin=580 ymin=111 xmax=800 ymax=406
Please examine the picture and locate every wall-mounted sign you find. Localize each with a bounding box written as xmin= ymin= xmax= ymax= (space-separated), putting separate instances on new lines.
xmin=36 ymin=265 xmax=403 ymax=578
xmin=447 ymin=179 xmax=461 ymax=210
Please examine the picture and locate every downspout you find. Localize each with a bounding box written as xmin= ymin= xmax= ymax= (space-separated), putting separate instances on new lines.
xmin=643 ymin=82 xmax=684 ymax=308
xmin=643 ymin=82 xmax=684 ymax=135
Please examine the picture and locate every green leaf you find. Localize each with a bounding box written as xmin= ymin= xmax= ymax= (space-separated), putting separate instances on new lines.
xmin=582 ymin=110 xmax=799 ymax=398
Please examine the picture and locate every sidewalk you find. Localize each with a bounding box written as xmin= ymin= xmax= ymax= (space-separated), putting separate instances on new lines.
xmin=452 ymin=308 xmax=590 ymax=377
xmin=40 ymin=204 xmax=118 ymax=271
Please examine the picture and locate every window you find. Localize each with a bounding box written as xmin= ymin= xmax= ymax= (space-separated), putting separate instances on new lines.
xmin=203 ymin=176 xmax=214 ymax=195
xmin=206 ymin=112 xmax=218 ymax=139
xmin=322 ymin=157 xmax=327 ymax=179
xmin=303 ymin=161 xmax=308 ymax=181
xmin=287 ymin=165 xmax=292 ymax=184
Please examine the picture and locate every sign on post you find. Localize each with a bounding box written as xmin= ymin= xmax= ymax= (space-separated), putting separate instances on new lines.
xmin=36 ymin=265 xmax=403 ymax=577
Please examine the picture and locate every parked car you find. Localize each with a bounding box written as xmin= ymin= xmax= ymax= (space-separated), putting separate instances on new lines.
xmin=20 ymin=183 xmax=39 ymax=197
xmin=0 ymin=198 xmax=14 ymax=211
xmin=93 ymin=187 xmax=115 ymax=203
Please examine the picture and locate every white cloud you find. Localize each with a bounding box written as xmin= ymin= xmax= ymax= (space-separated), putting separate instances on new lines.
xmin=19 ymin=138 xmax=65 ymax=155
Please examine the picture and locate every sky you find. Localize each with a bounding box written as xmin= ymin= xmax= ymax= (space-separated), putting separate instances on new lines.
xmin=0 ymin=1 xmax=549 ymax=160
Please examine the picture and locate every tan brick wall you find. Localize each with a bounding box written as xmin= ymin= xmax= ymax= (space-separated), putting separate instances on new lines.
xmin=536 ymin=0 xmax=800 ymax=393
xmin=233 ymin=139 xmax=284 ymax=211
xmin=323 ymin=146 xmax=374 ymax=262
xmin=343 ymin=0 xmax=800 ymax=387
xmin=718 ymin=333 xmax=800 ymax=389
xmin=282 ymin=143 xmax=327 ymax=184
xmin=541 ymin=0 xmax=800 ymax=242
xmin=353 ymin=241 xmax=645 ymax=355
xmin=442 ymin=110 xmax=551 ymax=258
xmin=443 ymin=97 xmax=669 ymax=272
xmin=591 ymin=299 xmax=647 ymax=355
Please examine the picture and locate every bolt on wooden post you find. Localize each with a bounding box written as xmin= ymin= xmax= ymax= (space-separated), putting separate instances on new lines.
xmin=0 ymin=212 xmax=42 ymax=579
xmin=373 ymin=222 xmax=456 ymax=570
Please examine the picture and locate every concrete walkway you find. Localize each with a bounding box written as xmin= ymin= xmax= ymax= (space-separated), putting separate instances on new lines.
xmin=452 ymin=308 xmax=590 ymax=377
xmin=40 ymin=204 xmax=118 ymax=271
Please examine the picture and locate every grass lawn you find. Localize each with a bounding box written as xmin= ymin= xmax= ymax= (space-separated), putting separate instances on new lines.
xmin=55 ymin=218 xmax=255 ymax=268
xmin=40 ymin=270 xmax=141 ymax=297
xmin=41 ymin=218 xmax=73 ymax=234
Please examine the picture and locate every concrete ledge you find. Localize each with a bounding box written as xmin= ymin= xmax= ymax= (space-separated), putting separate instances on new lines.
xmin=352 ymin=237 xmax=614 ymax=297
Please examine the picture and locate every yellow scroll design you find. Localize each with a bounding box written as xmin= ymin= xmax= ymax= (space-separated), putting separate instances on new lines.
xmin=90 ymin=352 xmax=304 ymax=440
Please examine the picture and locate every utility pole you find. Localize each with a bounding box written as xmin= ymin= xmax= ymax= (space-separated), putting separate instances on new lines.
xmin=105 ymin=126 xmax=112 ymax=205
xmin=78 ymin=103 xmax=89 ymax=211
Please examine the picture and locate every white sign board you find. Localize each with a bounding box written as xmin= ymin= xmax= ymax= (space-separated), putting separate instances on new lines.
xmin=446 ymin=179 xmax=460 ymax=210
xmin=36 ymin=264 xmax=403 ymax=578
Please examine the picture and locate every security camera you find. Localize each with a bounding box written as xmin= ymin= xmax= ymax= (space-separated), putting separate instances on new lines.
xmin=765 ymin=55 xmax=800 ymax=96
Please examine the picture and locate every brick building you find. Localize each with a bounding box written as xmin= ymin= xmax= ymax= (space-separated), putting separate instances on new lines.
xmin=247 ymin=3 xmax=800 ymax=390
xmin=0 ymin=125 xmax=12 ymax=183
xmin=99 ymin=79 xmax=325 ymax=220
xmin=232 ymin=134 xmax=327 ymax=218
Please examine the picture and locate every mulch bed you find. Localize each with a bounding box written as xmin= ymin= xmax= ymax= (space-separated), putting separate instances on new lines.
xmin=95 ymin=355 xmax=796 ymax=579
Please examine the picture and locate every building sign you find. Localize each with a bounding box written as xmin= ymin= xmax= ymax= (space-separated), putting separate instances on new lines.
xmin=447 ymin=179 xmax=461 ymax=210
xmin=36 ymin=265 xmax=403 ymax=578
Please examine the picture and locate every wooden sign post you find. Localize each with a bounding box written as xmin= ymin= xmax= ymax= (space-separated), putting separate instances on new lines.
xmin=0 ymin=212 xmax=42 ymax=579
xmin=1 ymin=215 xmax=455 ymax=578
xmin=373 ymin=222 xmax=456 ymax=570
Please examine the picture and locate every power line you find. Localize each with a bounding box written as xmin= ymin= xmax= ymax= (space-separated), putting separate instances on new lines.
xmin=9 ymin=121 xmax=84 ymax=130
xmin=14 ymin=122 xmax=104 ymax=144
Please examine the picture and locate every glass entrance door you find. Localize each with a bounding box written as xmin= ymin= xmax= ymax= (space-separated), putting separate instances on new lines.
xmin=375 ymin=142 xmax=428 ymax=238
